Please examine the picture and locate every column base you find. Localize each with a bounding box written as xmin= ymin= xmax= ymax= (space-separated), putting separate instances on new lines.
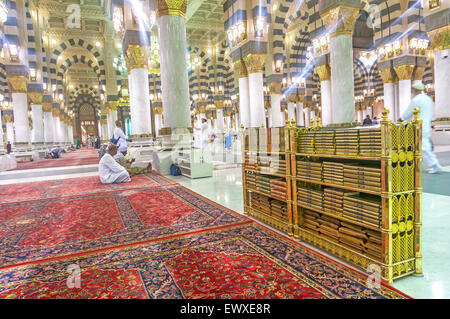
xmin=14 ymin=142 xmax=39 ymax=162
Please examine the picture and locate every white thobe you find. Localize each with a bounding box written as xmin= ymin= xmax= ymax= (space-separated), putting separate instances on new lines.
xmin=402 ymin=93 xmax=441 ymax=170
xmin=113 ymin=126 xmax=128 ymax=153
xmin=99 ymin=153 xmax=131 ymax=184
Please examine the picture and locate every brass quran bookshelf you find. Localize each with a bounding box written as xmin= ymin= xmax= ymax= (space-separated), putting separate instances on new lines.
xmin=241 ymin=108 xmax=422 ymax=283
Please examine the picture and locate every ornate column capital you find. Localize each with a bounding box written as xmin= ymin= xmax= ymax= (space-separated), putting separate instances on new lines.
xmin=243 ymin=54 xmax=266 ymax=74
xmin=427 ymin=26 xmax=450 ymax=51
xmin=154 ymin=106 xmax=163 ymax=114
xmin=269 ymin=82 xmax=282 ymax=94
xmin=315 ymin=64 xmax=331 ymax=81
xmin=154 ymin=0 xmax=187 ymax=18
xmin=198 ymin=105 xmax=206 ymax=113
xmin=42 ymin=102 xmax=52 ymax=113
xmin=7 ymin=76 xmax=28 ymax=93
xmin=52 ymin=107 xmax=60 ymax=117
xmin=320 ymin=5 xmax=359 ymax=37
xmin=126 ymin=45 xmax=148 ymax=70
xmin=215 ymin=100 xmax=224 ymax=109
xmin=234 ymin=59 xmax=248 ymax=78
xmin=394 ymin=65 xmax=415 ymax=81
xmin=28 ymin=92 xmax=43 ymax=104
xmin=108 ymin=101 xmax=118 ymax=111
xmin=2 ymin=113 xmax=13 ymax=123
xmin=378 ymin=68 xmax=396 ymax=83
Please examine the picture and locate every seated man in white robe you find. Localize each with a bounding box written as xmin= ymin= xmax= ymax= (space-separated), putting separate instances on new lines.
xmin=98 ymin=144 xmax=131 ymax=184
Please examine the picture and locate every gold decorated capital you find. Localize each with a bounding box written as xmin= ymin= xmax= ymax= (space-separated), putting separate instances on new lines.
xmin=154 ymin=106 xmax=163 ymax=115
xmin=8 ymin=76 xmax=28 ymax=93
xmin=198 ymin=106 xmax=206 ymax=113
xmin=28 ymin=92 xmax=43 ymax=104
xmin=269 ymin=82 xmax=282 ymax=95
xmin=126 ymin=45 xmax=148 ymax=70
xmin=378 ymin=68 xmax=395 ymax=83
xmin=59 ymin=113 xmax=65 ymax=121
xmin=108 ymin=101 xmax=118 ymax=111
xmin=427 ymin=26 xmax=450 ymax=51
xmin=42 ymin=102 xmax=52 ymax=113
xmin=315 ymin=64 xmax=331 ymax=81
xmin=155 ymin=0 xmax=187 ymax=18
xmin=2 ymin=114 xmax=13 ymax=123
xmin=215 ymin=101 xmax=224 ymax=109
xmin=321 ymin=5 xmax=359 ymax=37
xmin=234 ymin=59 xmax=248 ymax=78
xmin=52 ymin=108 xmax=59 ymax=117
xmin=394 ymin=65 xmax=415 ymax=81
xmin=243 ymin=54 xmax=266 ymax=74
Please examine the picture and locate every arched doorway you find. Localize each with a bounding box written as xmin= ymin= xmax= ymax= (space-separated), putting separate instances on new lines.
xmin=76 ymin=103 xmax=99 ymax=143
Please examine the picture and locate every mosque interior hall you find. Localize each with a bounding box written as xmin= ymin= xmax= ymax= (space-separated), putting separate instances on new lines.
xmin=0 ymin=0 xmax=450 ymax=300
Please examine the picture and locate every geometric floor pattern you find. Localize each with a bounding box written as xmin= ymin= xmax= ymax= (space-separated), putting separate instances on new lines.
xmin=0 ymin=172 xmax=410 ymax=299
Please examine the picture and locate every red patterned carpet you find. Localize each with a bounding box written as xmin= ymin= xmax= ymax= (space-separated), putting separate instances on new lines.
xmin=0 ymin=172 xmax=175 ymax=204
xmin=0 ymin=173 xmax=410 ymax=299
xmin=15 ymin=149 xmax=99 ymax=170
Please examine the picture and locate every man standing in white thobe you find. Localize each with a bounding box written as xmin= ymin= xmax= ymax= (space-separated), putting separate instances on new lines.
xmin=98 ymin=144 xmax=131 ymax=184
xmin=401 ymin=82 xmax=443 ymax=174
xmin=113 ymin=120 xmax=128 ymax=156
xmin=194 ymin=118 xmax=209 ymax=149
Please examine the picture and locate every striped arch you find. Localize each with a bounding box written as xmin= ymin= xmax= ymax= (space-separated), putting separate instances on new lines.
xmin=69 ymin=85 xmax=101 ymax=110
xmin=353 ymin=57 xmax=370 ymax=97
xmin=369 ymin=63 xmax=384 ymax=98
xmin=187 ymin=46 xmax=212 ymax=105
xmin=271 ymin=0 xmax=317 ymax=65
xmin=53 ymin=38 xmax=106 ymax=85
xmin=57 ymin=54 xmax=104 ymax=87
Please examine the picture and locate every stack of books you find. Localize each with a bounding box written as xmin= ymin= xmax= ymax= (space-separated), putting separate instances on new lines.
xmin=323 ymin=162 xmax=344 ymax=185
xmin=343 ymin=193 xmax=382 ymax=228
xmin=297 ymin=160 xmax=322 ymax=182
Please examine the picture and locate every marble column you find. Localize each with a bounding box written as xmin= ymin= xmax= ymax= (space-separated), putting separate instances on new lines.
xmin=322 ymin=6 xmax=359 ymax=124
xmin=215 ymin=107 xmax=224 ymax=133
xmin=296 ymin=102 xmax=304 ymax=126
xmin=394 ymin=81 xmax=400 ymax=121
xmin=8 ymin=76 xmax=30 ymax=146
xmin=224 ymin=116 xmax=231 ymax=132
xmin=270 ymin=82 xmax=283 ymax=127
xmin=68 ymin=123 xmax=74 ymax=144
xmin=315 ymin=64 xmax=332 ymax=125
xmin=125 ymin=46 xmax=152 ymax=136
xmin=6 ymin=121 xmax=14 ymax=145
xmin=156 ymin=3 xmax=190 ymax=129
xmin=357 ymin=109 xmax=363 ymax=123
xmin=379 ymin=69 xmax=396 ymax=121
xmin=0 ymin=113 xmax=4 ymax=149
xmin=244 ymin=54 xmax=266 ymax=128
xmin=304 ymin=107 xmax=311 ymax=127
xmin=154 ymin=106 xmax=163 ymax=136
xmin=394 ymin=65 xmax=415 ymax=119
xmin=31 ymin=104 xmax=44 ymax=145
xmin=434 ymin=49 xmax=450 ymax=119
xmin=235 ymin=60 xmax=251 ymax=128
xmin=286 ymin=102 xmax=295 ymax=123
xmin=2 ymin=113 xmax=14 ymax=146
xmin=42 ymin=102 xmax=54 ymax=145
xmin=106 ymin=108 xmax=113 ymax=140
